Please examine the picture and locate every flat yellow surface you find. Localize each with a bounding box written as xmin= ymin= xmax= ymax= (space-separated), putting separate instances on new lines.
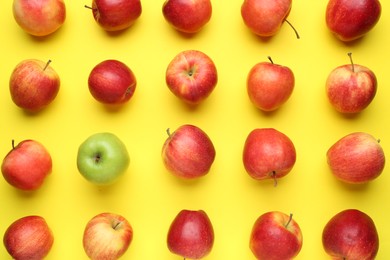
xmin=1 ymin=1 xmax=390 ymax=259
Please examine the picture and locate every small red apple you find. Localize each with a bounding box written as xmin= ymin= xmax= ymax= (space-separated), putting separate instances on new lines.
xmin=85 ymin=0 xmax=142 ymax=31
xmin=326 ymin=0 xmax=381 ymax=42
xmin=162 ymin=124 xmax=216 ymax=179
xmin=326 ymin=53 xmax=377 ymax=114
xmin=167 ymin=209 xmax=214 ymax=259
xmin=88 ymin=59 xmax=137 ymax=105
xmin=165 ymin=50 xmax=218 ymax=105
xmin=13 ymin=0 xmax=66 ymax=36
xmin=2 ymin=139 xmax=52 ymax=191
xmin=243 ymin=128 xmax=296 ymax=185
xmin=83 ymin=212 xmax=133 ymax=260
xmin=247 ymin=56 xmax=295 ymax=111
xmin=327 ymin=132 xmax=385 ymax=184
xmin=162 ymin=0 xmax=212 ymax=34
xmin=3 ymin=215 xmax=54 ymax=260
xmin=322 ymin=209 xmax=379 ymax=259
xmin=250 ymin=211 xmax=303 ymax=260
xmin=9 ymin=59 xmax=60 ymax=112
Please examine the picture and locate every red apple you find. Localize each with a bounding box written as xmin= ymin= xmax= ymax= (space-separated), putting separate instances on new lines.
xmin=322 ymin=209 xmax=379 ymax=259
xmin=327 ymin=132 xmax=385 ymax=184
xmin=247 ymin=56 xmax=295 ymax=111
xmin=13 ymin=0 xmax=66 ymax=36
xmin=2 ymin=139 xmax=52 ymax=191
xmin=162 ymin=0 xmax=212 ymax=34
xmin=326 ymin=53 xmax=377 ymax=114
xmin=85 ymin=0 xmax=142 ymax=31
xmin=162 ymin=124 xmax=216 ymax=179
xmin=243 ymin=128 xmax=296 ymax=185
xmin=167 ymin=209 xmax=214 ymax=259
xmin=250 ymin=211 xmax=303 ymax=260
xmin=241 ymin=0 xmax=299 ymax=38
xmin=88 ymin=59 xmax=137 ymax=105
xmin=3 ymin=215 xmax=54 ymax=260
xmin=165 ymin=50 xmax=218 ymax=105
xmin=9 ymin=59 xmax=60 ymax=112
xmin=326 ymin=0 xmax=381 ymax=42
xmin=83 ymin=213 xmax=133 ymax=260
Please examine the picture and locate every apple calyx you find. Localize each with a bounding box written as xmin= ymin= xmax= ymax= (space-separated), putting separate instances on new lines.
xmin=347 ymin=52 xmax=355 ymax=72
xmin=284 ymin=19 xmax=300 ymax=39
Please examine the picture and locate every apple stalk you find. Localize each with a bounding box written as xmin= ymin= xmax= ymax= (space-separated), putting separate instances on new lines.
xmin=347 ymin=52 xmax=355 ymax=72
xmin=284 ymin=19 xmax=300 ymax=39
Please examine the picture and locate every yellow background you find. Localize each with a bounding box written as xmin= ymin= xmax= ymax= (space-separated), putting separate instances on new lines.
xmin=1 ymin=1 xmax=389 ymax=259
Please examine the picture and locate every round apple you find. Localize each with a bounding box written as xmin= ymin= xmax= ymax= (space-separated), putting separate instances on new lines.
xmin=88 ymin=59 xmax=137 ymax=105
xmin=162 ymin=0 xmax=212 ymax=33
xmin=247 ymin=56 xmax=295 ymax=111
xmin=77 ymin=132 xmax=130 ymax=185
xmin=322 ymin=209 xmax=379 ymax=259
xmin=250 ymin=211 xmax=303 ymax=260
xmin=165 ymin=50 xmax=218 ymax=105
xmin=13 ymin=0 xmax=66 ymax=36
xmin=1 ymin=139 xmax=52 ymax=191
xmin=9 ymin=59 xmax=60 ymax=112
xmin=83 ymin=212 xmax=133 ymax=260
xmin=85 ymin=0 xmax=142 ymax=31
xmin=327 ymin=132 xmax=385 ymax=184
xmin=3 ymin=215 xmax=54 ymax=260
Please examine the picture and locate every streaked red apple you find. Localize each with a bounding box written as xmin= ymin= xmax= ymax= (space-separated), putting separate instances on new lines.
xmin=327 ymin=132 xmax=385 ymax=184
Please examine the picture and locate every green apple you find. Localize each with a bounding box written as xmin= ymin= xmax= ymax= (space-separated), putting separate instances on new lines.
xmin=77 ymin=132 xmax=130 ymax=185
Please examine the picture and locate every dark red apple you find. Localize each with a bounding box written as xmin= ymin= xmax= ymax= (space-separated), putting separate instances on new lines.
xmin=88 ymin=59 xmax=137 ymax=105
xmin=162 ymin=0 xmax=212 ymax=33
xmin=322 ymin=209 xmax=379 ymax=259
xmin=162 ymin=124 xmax=216 ymax=179
xmin=167 ymin=209 xmax=214 ymax=259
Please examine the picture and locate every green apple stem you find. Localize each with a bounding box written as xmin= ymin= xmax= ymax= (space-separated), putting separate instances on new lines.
xmin=43 ymin=60 xmax=52 ymax=71
xmin=348 ymin=52 xmax=354 ymax=72
xmin=267 ymin=56 xmax=274 ymax=64
xmin=11 ymin=139 xmax=15 ymax=149
xmin=166 ymin=128 xmax=171 ymax=137
xmin=284 ymin=19 xmax=300 ymax=39
xmin=84 ymin=5 xmax=93 ymax=10
xmin=285 ymin=213 xmax=293 ymax=228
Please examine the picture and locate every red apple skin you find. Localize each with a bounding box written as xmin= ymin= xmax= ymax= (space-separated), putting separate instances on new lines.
xmin=167 ymin=210 xmax=214 ymax=259
xmin=88 ymin=0 xmax=142 ymax=31
xmin=247 ymin=59 xmax=295 ymax=111
xmin=327 ymin=132 xmax=385 ymax=184
xmin=13 ymin=0 xmax=66 ymax=36
xmin=322 ymin=209 xmax=379 ymax=260
xmin=83 ymin=213 xmax=133 ymax=260
xmin=326 ymin=62 xmax=377 ymax=114
xmin=162 ymin=0 xmax=212 ymax=34
xmin=241 ymin=0 xmax=292 ymax=37
xmin=9 ymin=59 xmax=60 ymax=112
xmin=88 ymin=59 xmax=137 ymax=105
xmin=3 ymin=215 xmax=54 ymax=260
xmin=1 ymin=140 xmax=52 ymax=191
xmin=166 ymin=50 xmax=218 ymax=105
xmin=162 ymin=125 xmax=216 ymax=179
xmin=250 ymin=211 xmax=303 ymax=260
xmin=243 ymin=128 xmax=296 ymax=181
xmin=326 ymin=0 xmax=381 ymax=42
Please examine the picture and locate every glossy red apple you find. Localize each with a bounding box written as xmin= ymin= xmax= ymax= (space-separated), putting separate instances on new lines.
xmin=327 ymin=132 xmax=385 ymax=184
xmin=2 ymin=139 xmax=52 ymax=191
xmin=322 ymin=209 xmax=379 ymax=259
xmin=326 ymin=53 xmax=377 ymax=114
xmin=247 ymin=56 xmax=295 ymax=111
xmin=241 ymin=0 xmax=299 ymax=38
xmin=162 ymin=0 xmax=212 ymax=33
xmin=243 ymin=128 xmax=296 ymax=185
xmin=165 ymin=50 xmax=218 ymax=105
xmin=250 ymin=211 xmax=303 ymax=260
xmin=88 ymin=59 xmax=137 ymax=105
xmin=13 ymin=0 xmax=66 ymax=36
xmin=326 ymin=0 xmax=381 ymax=42
xmin=167 ymin=209 xmax=214 ymax=259
xmin=9 ymin=59 xmax=60 ymax=112
xmin=162 ymin=124 xmax=216 ymax=179
xmin=3 ymin=215 xmax=54 ymax=260
xmin=83 ymin=212 xmax=133 ymax=260
xmin=85 ymin=0 xmax=142 ymax=31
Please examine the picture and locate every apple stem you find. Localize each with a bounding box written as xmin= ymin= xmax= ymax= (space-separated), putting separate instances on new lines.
xmin=166 ymin=128 xmax=171 ymax=137
xmin=348 ymin=52 xmax=355 ymax=72
xmin=284 ymin=19 xmax=300 ymax=39
xmin=272 ymin=171 xmax=278 ymax=187
xmin=267 ymin=56 xmax=274 ymax=64
xmin=11 ymin=139 xmax=15 ymax=149
xmin=43 ymin=60 xmax=52 ymax=71
xmin=84 ymin=5 xmax=93 ymax=10
xmin=285 ymin=213 xmax=293 ymax=228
